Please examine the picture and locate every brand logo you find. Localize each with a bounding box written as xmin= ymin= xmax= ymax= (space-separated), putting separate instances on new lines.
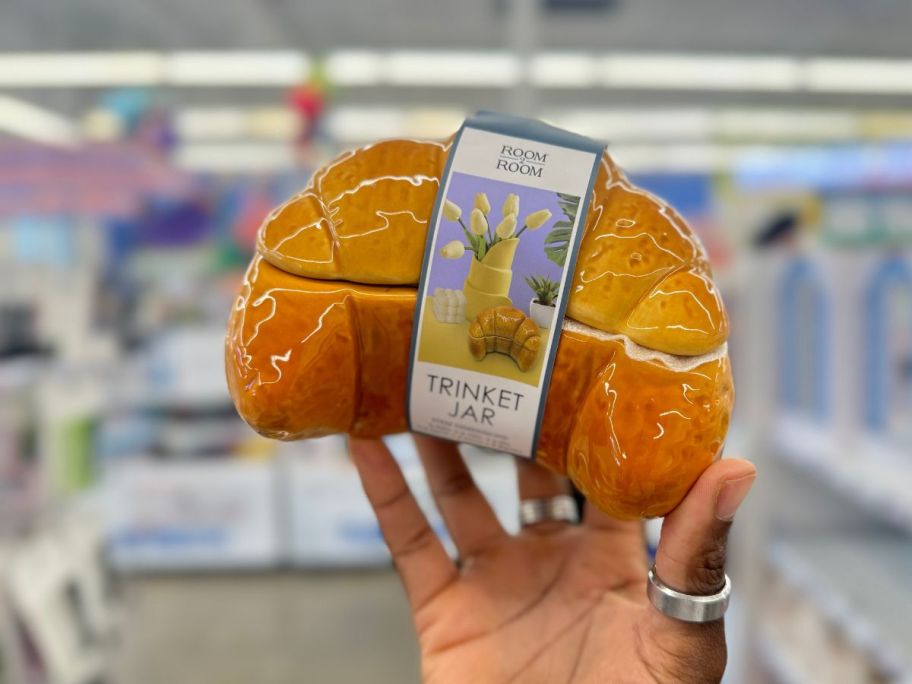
xmin=496 ymin=144 xmax=547 ymax=177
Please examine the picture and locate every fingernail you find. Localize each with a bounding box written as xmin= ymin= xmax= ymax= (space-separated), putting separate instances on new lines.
xmin=715 ymin=475 xmax=755 ymax=521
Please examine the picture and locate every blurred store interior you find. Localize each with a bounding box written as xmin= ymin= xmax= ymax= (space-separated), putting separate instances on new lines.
xmin=1 ymin=0 xmax=911 ymax=682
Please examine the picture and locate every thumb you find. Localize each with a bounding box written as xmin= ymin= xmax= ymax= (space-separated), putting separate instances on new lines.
xmin=654 ymin=458 xmax=756 ymax=597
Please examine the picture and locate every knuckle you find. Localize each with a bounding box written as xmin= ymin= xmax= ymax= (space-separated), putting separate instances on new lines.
xmin=689 ymin=523 xmax=731 ymax=594
xmin=391 ymin=522 xmax=437 ymax=560
xmin=434 ymin=468 xmax=475 ymax=500
xmin=372 ymin=485 xmax=411 ymax=514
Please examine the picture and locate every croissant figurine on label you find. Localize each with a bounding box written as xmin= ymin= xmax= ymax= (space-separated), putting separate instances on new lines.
xmin=226 ymin=138 xmax=734 ymax=519
xmin=468 ymin=306 xmax=541 ymax=372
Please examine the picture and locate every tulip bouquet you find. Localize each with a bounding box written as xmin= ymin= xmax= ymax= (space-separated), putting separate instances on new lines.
xmin=439 ymin=191 xmax=552 ymax=261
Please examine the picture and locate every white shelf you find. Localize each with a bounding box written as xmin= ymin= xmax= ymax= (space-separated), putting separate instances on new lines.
xmin=768 ymin=536 xmax=912 ymax=679
xmin=772 ymin=415 xmax=912 ymax=535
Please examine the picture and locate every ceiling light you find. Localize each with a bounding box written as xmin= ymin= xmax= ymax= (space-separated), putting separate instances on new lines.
xmin=323 ymin=51 xmax=383 ymax=86
xmin=385 ymin=51 xmax=521 ymax=87
xmin=166 ymin=51 xmax=310 ymax=86
xmin=0 ymin=52 xmax=162 ymax=87
xmin=601 ymin=54 xmax=801 ymax=91
xmin=806 ymin=58 xmax=912 ymax=94
xmin=528 ymin=53 xmax=598 ymax=87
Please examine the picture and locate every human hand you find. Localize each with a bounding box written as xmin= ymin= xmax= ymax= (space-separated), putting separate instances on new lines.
xmin=349 ymin=435 xmax=755 ymax=684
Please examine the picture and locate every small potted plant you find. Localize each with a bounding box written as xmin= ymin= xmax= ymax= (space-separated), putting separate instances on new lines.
xmin=524 ymin=275 xmax=560 ymax=329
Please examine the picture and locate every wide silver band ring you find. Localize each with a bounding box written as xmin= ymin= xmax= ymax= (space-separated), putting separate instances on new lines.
xmin=647 ymin=565 xmax=731 ymax=623
xmin=519 ymin=495 xmax=579 ymax=526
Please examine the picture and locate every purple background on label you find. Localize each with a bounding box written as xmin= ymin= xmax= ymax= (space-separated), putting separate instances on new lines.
xmin=427 ymin=172 xmax=578 ymax=312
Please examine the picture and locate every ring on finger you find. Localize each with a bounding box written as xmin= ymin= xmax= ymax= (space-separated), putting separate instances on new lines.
xmin=646 ymin=565 xmax=731 ymax=623
xmin=519 ymin=495 xmax=579 ymax=527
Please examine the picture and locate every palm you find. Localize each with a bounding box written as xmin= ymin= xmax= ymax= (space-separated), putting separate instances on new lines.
xmin=418 ymin=527 xmax=707 ymax=683
xmin=350 ymin=436 xmax=749 ymax=684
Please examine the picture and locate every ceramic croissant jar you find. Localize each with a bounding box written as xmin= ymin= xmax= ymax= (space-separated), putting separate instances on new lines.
xmin=226 ymin=139 xmax=733 ymax=519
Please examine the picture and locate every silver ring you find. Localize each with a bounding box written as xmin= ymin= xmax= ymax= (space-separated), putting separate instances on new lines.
xmin=647 ymin=565 xmax=731 ymax=623
xmin=519 ymin=495 xmax=579 ymax=526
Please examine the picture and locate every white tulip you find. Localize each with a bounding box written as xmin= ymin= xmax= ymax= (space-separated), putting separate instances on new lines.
xmin=474 ymin=192 xmax=491 ymax=215
xmin=442 ymin=199 xmax=462 ymax=221
xmin=495 ymin=214 xmax=517 ymax=239
xmin=523 ymin=209 xmax=552 ymax=230
xmin=469 ymin=208 xmax=488 ymax=236
xmin=440 ymin=240 xmax=465 ymax=259
xmin=502 ymin=193 xmax=519 ymax=218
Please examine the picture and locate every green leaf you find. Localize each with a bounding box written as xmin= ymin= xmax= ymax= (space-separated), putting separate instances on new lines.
xmin=544 ymin=247 xmax=566 ymax=267
xmin=543 ymin=224 xmax=571 ymax=268
xmin=545 ymin=227 xmax=572 ymax=244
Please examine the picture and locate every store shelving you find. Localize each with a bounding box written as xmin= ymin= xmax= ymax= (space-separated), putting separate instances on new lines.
xmin=771 ymin=414 xmax=912 ymax=535
xmin=767 ymin=536 xmax=912 ymax=680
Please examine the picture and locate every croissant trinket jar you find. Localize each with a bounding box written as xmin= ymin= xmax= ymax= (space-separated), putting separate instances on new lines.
xmin=226 ymin=136 xmax=734 ymax=519
xmin=468 ymin=306 xmax=542 ymax=372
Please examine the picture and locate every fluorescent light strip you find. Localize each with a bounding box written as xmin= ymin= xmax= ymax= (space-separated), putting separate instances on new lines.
xmin=314 ymin=50 xmax=522 ymax=87
xmin=529 ymin=53 xmax=598 ymax=87
xmin=806 ymin=59 xmax=912 ymax=94
xmin=602 ymin=54 xmax=801 ymax=91
xmin=0 ymin=51 xmax=309 ymax=88
xmin=324 ymin=51 xmax=384 ymax=86
xmin=386 ymin=51 xmax=520 ymax=87
xmin=2 ymin=50 xmax=912 ymax=95
xmin=0 ymin=52 xmax=163 ymax=87
xmin=167 ymin=51 xmax=310 ymax=86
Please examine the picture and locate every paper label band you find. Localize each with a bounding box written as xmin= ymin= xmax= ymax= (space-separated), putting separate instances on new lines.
xmin=407 ymin=112 xmax=603 ymax=458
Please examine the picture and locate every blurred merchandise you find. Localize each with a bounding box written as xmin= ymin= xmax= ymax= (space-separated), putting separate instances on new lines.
xmin=105 ymin=458 xmax=281 ymax=571
xmin=0 ymin=512 xmax=116 ymax=684
xmin=285 ymin=436 xmax=519 ymax=566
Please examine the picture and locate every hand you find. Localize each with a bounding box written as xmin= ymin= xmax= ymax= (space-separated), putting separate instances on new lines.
xmin=349 ymin=435 xmax=755 ymax=684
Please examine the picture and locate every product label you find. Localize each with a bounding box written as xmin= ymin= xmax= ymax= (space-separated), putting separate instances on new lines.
xmin=407 ymin=112 xmax=603 ymax=457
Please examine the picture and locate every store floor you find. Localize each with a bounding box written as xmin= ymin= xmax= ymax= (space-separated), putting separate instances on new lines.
xmin=115 ymin=570 xmax=420 ymax=684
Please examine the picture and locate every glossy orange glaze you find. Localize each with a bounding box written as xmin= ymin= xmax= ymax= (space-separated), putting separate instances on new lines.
xmin=226 ymin=258 xmax=733 ymax=518
xmin=538 ymin=325 xmax=732 ymax=518
xmin=257 ymin=139 xmax=450 ymax=285
xmin=567 ymin=156 xmax=728 ymax=356
xmin=253 ymin=139 xmax=727 ymax=356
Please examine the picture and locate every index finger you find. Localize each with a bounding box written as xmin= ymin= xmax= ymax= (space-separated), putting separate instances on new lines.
xmin=349 ymin=438 xmax=458 ymax=611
